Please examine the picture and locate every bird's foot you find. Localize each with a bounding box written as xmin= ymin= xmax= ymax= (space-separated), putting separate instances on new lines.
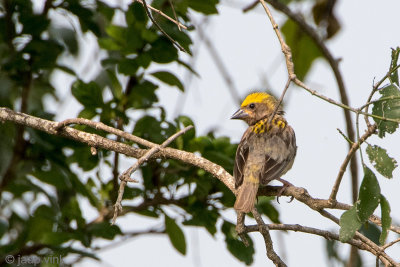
xmin=276 ymin=178 xmax=294 ymax=204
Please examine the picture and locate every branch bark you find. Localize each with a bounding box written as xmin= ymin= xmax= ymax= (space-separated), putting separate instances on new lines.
xmin=1 ymin=107 xmax=399 ymax=265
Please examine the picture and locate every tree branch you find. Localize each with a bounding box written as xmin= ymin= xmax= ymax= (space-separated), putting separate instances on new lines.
xmin=329 ymin=124 xmax=377 ymax=202
xmin=141 ymin=0 xmax=187 ymax=53
xmin=256 ymin=0 xmax=360 ymax=212
xmin=1 ymin=108 xmax=399 ymax=264
xmin=112 ymin=125 xmax=193 ymax=224
xmin=135 ymin=0 xmax=187 ymax=30
xmin=252 ymin=208 xmax=287 ymax=267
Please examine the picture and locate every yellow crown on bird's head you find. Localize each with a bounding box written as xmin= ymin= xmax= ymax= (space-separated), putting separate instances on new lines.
xmin=240 ymin=92 xmax=277 ymax=108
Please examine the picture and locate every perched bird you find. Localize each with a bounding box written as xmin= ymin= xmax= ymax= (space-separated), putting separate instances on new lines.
xmin=231 ymin=92 xmax=297 ymax=213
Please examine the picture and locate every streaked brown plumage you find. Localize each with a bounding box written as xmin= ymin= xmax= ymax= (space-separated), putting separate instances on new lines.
xmin=231 ymin=92 xmax=297 ymax=213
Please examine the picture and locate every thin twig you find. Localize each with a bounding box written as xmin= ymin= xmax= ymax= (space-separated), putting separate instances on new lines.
xmin=141 ymin=0 xmax=187 ymax=52
xmin=252 ymin=208 xmax=287 ymax=267
xmin=244 ymin=223 xmax=375 ymax=253
xmin=243 ymin=0 xmax=259 ymax=12
xmin=259 ymin=0 xmax=359 ymax=209
xmin=329 ymin=124 xmax=377 ymax=203
xmin=167 ymin=0 xmax=181 ymax=31
xmin=337 ymin=128 xmax=354 ymax=144
xmin=111 ymin=125 xmax=193 ymax=224
xmin=135 ymin=0 xmax=187 ymax=30
xmin=259 ymin=0 xmax=295 ymax=79
xmin=364 ymin=67 xmax=400 ymax=127
xmin=55 ymin=117 xmax=156 ymax=148
xmin=268 ymin=77 xmax=291 ymax=124
xmin=382 ymin=237 xmax=400 ymax=250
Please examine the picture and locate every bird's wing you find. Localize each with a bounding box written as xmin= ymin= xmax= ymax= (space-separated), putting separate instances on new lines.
xmin=260 ymin=155 xmax=287 ymax=184
xmin=233 ymin=128 xmax=251 ymax=188
xmin=260 ymin=127 xmax=296 ymax=184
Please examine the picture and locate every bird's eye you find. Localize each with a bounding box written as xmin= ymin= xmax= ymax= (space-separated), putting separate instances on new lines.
xmin=249 ymin=103 xmax=255 ymax=109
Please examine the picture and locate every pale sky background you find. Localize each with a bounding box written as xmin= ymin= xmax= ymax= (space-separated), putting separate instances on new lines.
xmin=43 ymin=0 xmax=400 ymax=266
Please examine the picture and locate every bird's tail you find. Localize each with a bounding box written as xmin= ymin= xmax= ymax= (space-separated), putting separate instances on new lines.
xmin=234 ymin=177 xmax=259 ymax=213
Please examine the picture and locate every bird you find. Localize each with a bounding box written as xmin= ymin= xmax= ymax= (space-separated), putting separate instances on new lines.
xmin=231 ymin=92 xmax=297 ymax=213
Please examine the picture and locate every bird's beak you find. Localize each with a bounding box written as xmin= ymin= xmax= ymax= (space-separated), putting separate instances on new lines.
xmin=230 ymin=108 xmax=248 ymax=120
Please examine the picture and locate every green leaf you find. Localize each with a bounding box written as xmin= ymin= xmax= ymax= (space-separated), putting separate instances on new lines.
xmin=87 ymin=222 xmax=121 ymax=240
xmin=105 ymin=25 xmax=127 ymax=46
xmin=71 ymin=80 xmax=103 ymax=108
xmin=126 ymin=2 xmax=147 ymax=24
xmin=339 ymin=206 xmax=362 ymax=242
xmin=255 ymin=196 xmax=281 ymax=223
xmin=182 ymin=201 xmax=218 ymax=235
xmin=98 ymin=37 xmax=122 ymax=51
xmin=150 ymin=71 xmax=184 ymax=91
xmin=221 ymin=220 xmax=254 ymax=265
xmin=0 ymin=219 xmax=8 ymax=238
xmin=379 ymin=194 xmax=391 ymax=245
xmin=28 ymin=205 xmax=56 ymax=242
xmin=366 ymin=145 xmax=398 ymax=178
xmin=50 ymin=26 xmax=79 ymax=55
xmin=149 ymin=37 xmax=178 ymax=64
xmin=70 ymin=146 xmax=99 ymax=171
xmin=41 ymin=232 xmax=73 ymax=245
xmin=359 ymin=222 xmax=381 ymax=245
xmin=188 ymin=0 xmax=219 ymax=14
xmin=118 ymin=58 xmax=139 ymax=75
xmin=390 ymin=47 xmax=400 ymax=86
xmin=281 ymin=19 xmax=323 ymax=80
xmin=106 ymin=69 xmax=123 ymax=100
xmin=77 ymin=108 xmax=97 ymax=119
xmin=356 ymin=166 xmax=381 ymax=222
xmin=372 ymin=84 xmax=400 ymax=137
xmin=127 ymin=80 xmax=158 ymax=109
xmin=32 ymin=166 xmax=70 ymax=190
xmin=165 ymin=214 xmax=186 ymax=255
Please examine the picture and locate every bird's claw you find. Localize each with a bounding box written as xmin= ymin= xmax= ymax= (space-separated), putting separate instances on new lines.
xmin=276 ymin=178 xmax=293 ymax=204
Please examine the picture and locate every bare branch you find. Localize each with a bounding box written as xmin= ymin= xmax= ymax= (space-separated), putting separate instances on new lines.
xmin=56 ymin=117 xmax=156 ymax=148
xmin=167 ymin=0 xmax=181 ymax=31
xmin=0 ymin=108 xmax=236 ymax=192
xmin=329 ymin=124 xmax=377 ymax=203
xmin=141 ymin=0 xmax=187 ymax=53
xmin=382 ymin=238 xmax=400 ymax=250
xmin=112 ymin=125 xmax=194 ymax=224
xmin=1 ymin=108 xmax=399 ymax=264
xmin=135 ymin=0 xmax=187 ymax=30
xmin=258 ymin=0 xmax=295 ymax=79
xmin=252 ymin=208 xmax=287 ymax=267
xmin=245 ymin=223 xmax=394 ymax=264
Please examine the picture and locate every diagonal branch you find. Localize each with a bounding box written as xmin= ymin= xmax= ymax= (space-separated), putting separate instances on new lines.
xmin=257 ymin=0 xmax=359 ymax=204
xmin=135 ymin=0 xmax=187 ymax=30
xmin=329 ymin=124 xmax=377 ymax=202
xmin=1 ymin=107 xmax=399 ymax=264
xmin=252 ymin=208 xmax=287 ymax=267
xmin=111 ymin=125 xmax=193 ymax=224
xmin=141 ymin=0 xmax=187 ymax=53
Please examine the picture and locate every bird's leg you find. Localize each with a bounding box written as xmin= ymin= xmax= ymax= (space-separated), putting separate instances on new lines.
xmin=276 ymin=178 xmax=294 ymax=203
xmin=236 ymin=211 xmax=249 ymax=247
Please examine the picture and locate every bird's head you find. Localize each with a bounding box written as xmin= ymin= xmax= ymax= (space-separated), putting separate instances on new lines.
xmin=230 ymin=92 xmax=279 ymax=125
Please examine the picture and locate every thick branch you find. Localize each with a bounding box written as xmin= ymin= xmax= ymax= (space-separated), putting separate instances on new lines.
xmin=0 ymin=108 xmax=235 ymax=193
xmin=1 ymin=108 xmax=399 ymax=264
